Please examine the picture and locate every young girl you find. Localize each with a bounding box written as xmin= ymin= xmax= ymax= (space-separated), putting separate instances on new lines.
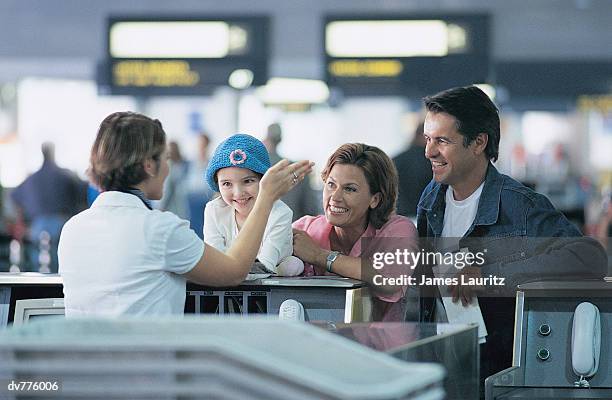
xmin=204 ymin=134 xmax=304 ymax=276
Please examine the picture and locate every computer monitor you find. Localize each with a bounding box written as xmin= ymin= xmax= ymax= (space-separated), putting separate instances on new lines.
xmin=13 ymin=298 xmax=65 ymax=326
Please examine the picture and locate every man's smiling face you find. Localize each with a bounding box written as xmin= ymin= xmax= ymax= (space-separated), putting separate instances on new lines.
xmin=423 ymin=111 xmax=481 ymax=188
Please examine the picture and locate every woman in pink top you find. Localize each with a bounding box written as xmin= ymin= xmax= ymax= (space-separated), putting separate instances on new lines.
xmin=293 ymin=143 xmax=418 ymax=321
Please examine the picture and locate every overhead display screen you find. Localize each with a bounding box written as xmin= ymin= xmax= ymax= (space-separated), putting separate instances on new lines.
xmin=323 ymin=14 xmax=490 ymax=97
xmin=104 ymin=16 xmax=269 ymax=95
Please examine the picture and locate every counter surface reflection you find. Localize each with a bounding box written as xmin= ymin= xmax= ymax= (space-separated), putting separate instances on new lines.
xmin=315 ymin=322 xmax=479 ymax=400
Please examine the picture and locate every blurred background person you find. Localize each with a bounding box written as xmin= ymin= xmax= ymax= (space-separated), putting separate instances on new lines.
xmin=186 ymin=132 xmax=214 ymax=237
xmin=0 ymin=174 xmax=5 ymax=233
xmin=595 ymin=191 xmax=612 ymax=275
xmin=393 ymin=121 xmax=432 ymax=219
xmin=10 ymin=142 xmax=86 ymax=272
xmin=87 ymin=183 xmax=100 ymax=207
xmin=0 ymin=174 xmax=11 ymax=271
xmin=536 ymin=142 xmax=588 ymax=229
xmin=264 ymin=122 xmax=321 ymax=221
xmin=160 ymin=141 xmax=190 ymax=220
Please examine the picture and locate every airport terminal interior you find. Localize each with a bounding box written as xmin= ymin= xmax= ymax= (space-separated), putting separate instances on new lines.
xmin=0 ymin=1 xmax=611 ymax=399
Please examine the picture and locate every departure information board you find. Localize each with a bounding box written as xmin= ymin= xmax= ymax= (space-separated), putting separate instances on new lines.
xmin=104 ymin=16 xmax=269 ymax=96
xmin=324 ymin=14 xmax=490 ymax=97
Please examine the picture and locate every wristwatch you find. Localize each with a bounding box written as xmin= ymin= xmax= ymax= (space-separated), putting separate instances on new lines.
xmin=326 ymin=251 xmax=340 ymax=273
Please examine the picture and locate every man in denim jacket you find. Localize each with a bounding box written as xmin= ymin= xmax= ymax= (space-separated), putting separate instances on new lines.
xmin=415 ymin=86 xmax=607 ymax=388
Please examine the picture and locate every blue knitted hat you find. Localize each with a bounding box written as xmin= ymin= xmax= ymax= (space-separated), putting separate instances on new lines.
xmin=206 ymin=133 xmax=271 ymax=192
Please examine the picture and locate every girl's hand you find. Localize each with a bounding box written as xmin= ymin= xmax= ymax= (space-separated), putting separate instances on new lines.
xmin=259 ymin=160 xmax=314 ymax=203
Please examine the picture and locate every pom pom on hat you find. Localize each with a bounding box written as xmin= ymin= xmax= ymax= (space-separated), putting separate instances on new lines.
xmin=205 ymin=134 xmax=271 ymax=192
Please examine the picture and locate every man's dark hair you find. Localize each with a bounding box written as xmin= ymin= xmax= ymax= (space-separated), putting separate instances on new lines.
xmin=424 ymin=86 xmax=500 ymax=162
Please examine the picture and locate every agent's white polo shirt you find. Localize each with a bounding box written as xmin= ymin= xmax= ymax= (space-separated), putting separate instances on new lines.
xmin=58 ymin=191 xmax=204 ymax=317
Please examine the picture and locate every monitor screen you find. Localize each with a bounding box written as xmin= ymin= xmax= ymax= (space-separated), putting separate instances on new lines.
xmin=13 ymin=298 xmax=65 ymax=326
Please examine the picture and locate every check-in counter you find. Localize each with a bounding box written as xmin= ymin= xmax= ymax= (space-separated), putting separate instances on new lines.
xmin=0 ymin=273 xmax=371 ymax=327
xmin=315 ymin=321 xmax=480 ymax=400
xmin=485 ymin=281 xmax=612 ymax=400
xmin=0 ymin=273 xmax=63 ymax=327
xmin=187 ymin=276 xmax=371 ymax=322
xmin=0 ymin=317 xmax=447 ymax=400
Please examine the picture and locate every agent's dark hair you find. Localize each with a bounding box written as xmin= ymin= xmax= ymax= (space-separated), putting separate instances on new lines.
xmin=88 ymin=112 xmax=166 ymax=191
xmin=321 ymin=143 xmax=398 ymax=229
xmin=424 ymin=86 xmax=500 ymax=161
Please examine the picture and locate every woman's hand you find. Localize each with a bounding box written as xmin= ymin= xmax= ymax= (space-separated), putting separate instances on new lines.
xmin=292 ymin=228 xmax=327 ymax=273
xmin=259 ymin=160 xmax=314 ymax=204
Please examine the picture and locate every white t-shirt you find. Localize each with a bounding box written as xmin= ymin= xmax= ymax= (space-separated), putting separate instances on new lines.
xmin=58 ymin=191 xmax=204 ymax=317
xmin=441 ymin=183 xmax=484 ymax=238
xmin=203 ymin=196 xmax=293 ymax=273
xmin=435 ymin=182 xmax=484 ymax=324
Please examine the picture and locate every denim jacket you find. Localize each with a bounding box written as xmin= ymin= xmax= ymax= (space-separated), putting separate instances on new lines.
xmin=415 ymin=163 xmax=607 ymax=380
xmin=416 ymin=163 xmax=607 ymax=287
xmin=418 ymin=163 xmax=583 ymax=238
